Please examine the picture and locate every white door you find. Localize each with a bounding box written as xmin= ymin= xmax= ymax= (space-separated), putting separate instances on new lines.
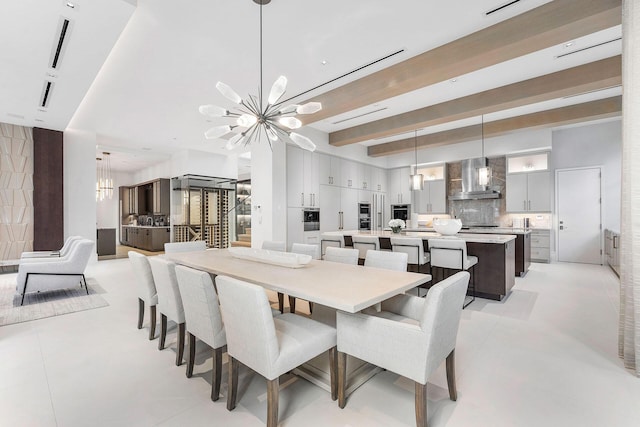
xmin=557 ymin=168 xmax=602 ymax=264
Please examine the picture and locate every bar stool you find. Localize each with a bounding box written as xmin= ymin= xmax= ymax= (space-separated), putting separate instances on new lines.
xmin=352 ymin=235 xmax=380 ymax=264
xmin=320 ymin=233 xmax=344 ymax=258
xmin=289 ymin=243 xmax=321 ymax=313
xmin=390 ymin=237 xmax=431 ymax=274
xmin=428 ymin=238 xmax=477 ymax=308
xmin=378 ymin=237 xmax=393 ymax=252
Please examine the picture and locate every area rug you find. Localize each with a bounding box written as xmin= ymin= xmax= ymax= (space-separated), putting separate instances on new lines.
xmin=0 ymin=274 xmax=109 ymax=327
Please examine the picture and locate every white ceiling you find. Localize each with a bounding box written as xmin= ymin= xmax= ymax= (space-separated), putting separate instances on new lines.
xmin=0 ymin=0 xmax=622 ymax=172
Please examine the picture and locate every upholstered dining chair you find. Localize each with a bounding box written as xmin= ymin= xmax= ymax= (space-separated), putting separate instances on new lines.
xmin=364 ymin=249 xmax=408 ymax=272
xmin=175 ymin=265 xmax=227 ymax=401
xmin=261 ymin=240 xmax=288 ymax=313
xmin=128 ymin=251 xmax=158 ymax=340
xmin=428 ymin=238 xmax=477 ymax=308
xmin=216 ymin=275 xmax=338 ymax=427
xmin=164 ymin=240 xmax=208 ymax=253
xmin=391 ymin=237 xmax=431 ymax=282
xmin=351 ymin=235 xmax=380 ymax=261
xmin=288 ymin=243 xmax=321 ymax=314
xmin=336 ymin=271 xmax=470 ymax=427
xmin=148 ymin=257 xmax=186 ymax=366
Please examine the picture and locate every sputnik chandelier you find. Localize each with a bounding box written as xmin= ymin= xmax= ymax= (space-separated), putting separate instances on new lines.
xmin=199 ymin=0 xmax=321 ymax=152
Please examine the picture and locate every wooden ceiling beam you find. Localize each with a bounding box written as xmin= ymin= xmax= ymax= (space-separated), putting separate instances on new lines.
xmin=367 ymin=96 xmax=622 ymax=157
xmin=299 ymin=0 xmax=621 ymax=125
xmin=331 ymin=55 xmax=621 ymax=147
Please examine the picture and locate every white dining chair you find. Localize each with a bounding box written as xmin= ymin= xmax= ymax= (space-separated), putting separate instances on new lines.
xmin=391 ymin=237 xmax=430 ymax=274
xmin=320 ymin=233 xmax=344 ymax=257
xmin=288 ymin=243 xmax=321 ymax=314
xmin=352 ymin=235 xmax=380 ymax=261
xmin=148 ymin=257 xmax=186 ymax=366
xmin=175 ymin=265 xmax=226 ymax=401
xmin=336 ymin=271 xmax=470 ymax=427
xmin=216 ymin=275 xmax=338 ymax=427
xmin=364 ymin=249 xmax=408 ymax=272
xmin=164 ymin=240 xmax=207 ymax=253
xmin=428 ymin=238 xmax=477 ymax=308
xmin=128 ymin=251 xmax=158 ymax=340
xmin=312 ymin=247 xmax=360 ymax=327
xmin=262 ymin=240 xmax=289 ymax=313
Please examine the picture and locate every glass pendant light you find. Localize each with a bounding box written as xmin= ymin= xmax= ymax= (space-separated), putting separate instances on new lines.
xmin=410 ymin=130 xmax=424 ymax=191
xmin=478 ymin=115 xmax=492 ymax=187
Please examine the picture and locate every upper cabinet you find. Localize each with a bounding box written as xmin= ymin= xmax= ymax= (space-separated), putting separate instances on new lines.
xmin=415 ymin=165 xmax=446 ymax=214
xmin=371 ymin=167 xmax=387 ymax=193
xmin=287 ymin=145 xmax=319 ymax=207
xmin=340 ymin=158 xmax=358 ymax=189
xmin=506 ymin=153 xmax=551 ymax=212
xmin=318 ymin=153 xmax=341 ymax=186
xmin=388 ymin=167 xmax=412 ymax=205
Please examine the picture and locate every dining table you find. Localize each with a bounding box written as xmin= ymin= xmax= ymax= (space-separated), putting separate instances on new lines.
xmin=164 ymin=248 xmax=431 ymax=394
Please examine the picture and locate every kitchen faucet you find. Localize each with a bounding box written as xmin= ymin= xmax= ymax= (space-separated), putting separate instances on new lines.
xmin=147 ymin=217 xmax=153 ymax=226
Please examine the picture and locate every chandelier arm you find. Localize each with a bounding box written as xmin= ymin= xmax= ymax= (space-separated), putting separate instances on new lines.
xmin=247 ymin=95 xmax=262 ymax=116
xmin=259 ymin=1 xmax=263 ymax=112
xmin=244 ymin=123 xmax=261 ymax=146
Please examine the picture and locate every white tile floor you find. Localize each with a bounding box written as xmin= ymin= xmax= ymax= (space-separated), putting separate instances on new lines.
xmin=1 ymin=259 xmax=639 ymax=426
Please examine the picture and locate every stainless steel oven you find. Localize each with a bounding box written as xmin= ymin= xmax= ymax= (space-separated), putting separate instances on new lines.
xmin=391 ymin=204 xmax=410 ymax=221
xmin=359 ymin=203 xmax=371 ymax=231
xmin=303 ymin=208 xmax=320 ymax=231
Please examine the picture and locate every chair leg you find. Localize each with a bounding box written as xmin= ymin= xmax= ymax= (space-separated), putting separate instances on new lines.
xmin=446 ymin=349 xmax=457 ymax=401
xmin=266 ymin=377 xmax=279 ymax=427
xmin=82 ymin=274 xmax=89 ymax=295
xmin=159 ymin=314 xmax=167 ymax=350
xmin=329 ymin=346 xmax=338 ymax=401
xmin=149 ymin=305 xmax=156 ymax=340
xmin=211 ymin=347 xmax=222 ymax=401
xmin=309 ymin=301 xmax=314 ymax=314
xmin=277 ymin=292 xmax=284 ymax=314
xmin=137 ymin=298 xmax=145 ymax=329
xmin=288 ymin=296 xmax=296 ymax=314
xmin=176 ymin=322 xmax=186 ymax=366
xmin=227 ymin=356 xmax=239 ymax=411
xmin=186 ymin=333 xmax=196 ymax=378
xmin=338 ymin=351 xmax=347 ymax=409
xmin=415 ymin=382 xmax=428 ymax=427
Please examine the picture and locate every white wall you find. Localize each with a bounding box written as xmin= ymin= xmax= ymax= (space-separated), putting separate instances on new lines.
xmin=64 ymin=129 xmax=98 ymax=261
xmin=96 ymin=170 xmax=134 ymax=242
xmin=551 ymin=119 xmax=622 ymax=232
xmin=300 ymin=127 xmax=388 ymax=168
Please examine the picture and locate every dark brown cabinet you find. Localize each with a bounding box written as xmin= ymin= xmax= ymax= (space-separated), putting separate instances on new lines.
xmin=467 ymin=239 xmax=516 ymax=301
xmin=136 ymin=179 xmax=169 ymax=215
xmin=515 ymin=233 xmax=531 ymax=277
xmin=121 ymin=226 xmax=170 ymax=251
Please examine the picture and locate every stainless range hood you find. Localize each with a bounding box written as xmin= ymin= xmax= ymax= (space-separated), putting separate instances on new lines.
xmin=449 ymin=157 xmax=500 ymax=200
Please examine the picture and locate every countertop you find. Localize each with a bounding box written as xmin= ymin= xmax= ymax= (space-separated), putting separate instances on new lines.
xmin=122 ymin=225 xmax=170 ymax=229
xmin=405 ymin=227 xmax=532 ymax=235
xmin=325 ymin=230 xmax=516 ymax=244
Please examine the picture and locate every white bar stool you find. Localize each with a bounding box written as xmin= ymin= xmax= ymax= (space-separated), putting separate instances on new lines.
xmin=352 ymin=235 xmax=380 ymax=263
xmin=428 ymin=238 xmax=477 ymax=308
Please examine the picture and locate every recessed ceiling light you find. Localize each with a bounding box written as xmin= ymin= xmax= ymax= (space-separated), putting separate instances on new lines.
xmin=321 ymin=60 xmax=328 ymax=65
xmin=450 ymin=78 xmax=458 ymax=83
xmin=564 ymin=41 xmax=574 ymax=48
xmin=66 ymin=2 xmax=75 ymax=8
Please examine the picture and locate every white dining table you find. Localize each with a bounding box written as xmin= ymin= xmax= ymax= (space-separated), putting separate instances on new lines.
xmin=164 ymin=248 xmax=432 ymax=394
xmin=164 ymin=248 xmax=430 ymax=313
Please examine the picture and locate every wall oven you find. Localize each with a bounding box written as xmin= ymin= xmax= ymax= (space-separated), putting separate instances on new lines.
xmin=303 ymin=208 xmax=320 ymax=231
xmin=391 ymin=204 xmax=410 ymax=222
xmin=359 ymin=203 xmax=371 ymax=231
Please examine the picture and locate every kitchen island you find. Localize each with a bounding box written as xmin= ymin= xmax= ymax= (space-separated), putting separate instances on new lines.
xmin=324 ymin=230 xmax=516 ymax=300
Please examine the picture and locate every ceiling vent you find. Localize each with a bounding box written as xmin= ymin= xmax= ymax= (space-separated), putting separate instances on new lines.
xmin=556 ymin=37 xmax=622 ymax=59
xmin=332 ymin=107 xmax=388 ymax=125
xmin=49 ymin=17 xmax=73 ymax=69
xmin=40 ymin=81 xmax=54 ymax=108
xmin=485 ymin=0 xmax=521 ymax=16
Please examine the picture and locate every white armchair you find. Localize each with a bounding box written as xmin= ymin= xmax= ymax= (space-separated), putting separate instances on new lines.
xmin=336 ymin=271 xmax=470 ymax=427
xmin=16 ymin=239 xmax=95 ymax=305
xmin=20 ymin=235 xmax=82 ymax=259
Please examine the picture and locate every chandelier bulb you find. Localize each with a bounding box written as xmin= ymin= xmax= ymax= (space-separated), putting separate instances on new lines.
xmin=290 ymin=132 xmax=316 ymax=152
xmin=216 ymin=81 xmax=242 ymax=104
xmin=296 ymin=102 xmax=322 ymax=114
xmin=198 ymin=104 xmax=228 ymax=117
xmin=225 ymin=133 xmax=245 ymax=151
xmin=236 ymin=114 xmax=258 ymax=128
xmin=278 ymin=116 xmax=302 ymax=129
xmin=267 ymin=75 xmax=287 ymax=105
xmin=204 ymin=125 xmax=233 ymax=140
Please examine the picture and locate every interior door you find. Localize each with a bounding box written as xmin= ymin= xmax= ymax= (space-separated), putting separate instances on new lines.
xmin=557 ymin=168 xmax=602 ymax=264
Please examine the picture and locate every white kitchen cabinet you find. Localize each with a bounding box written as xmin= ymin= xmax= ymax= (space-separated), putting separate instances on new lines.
xmin=304 ymin=231 xmax=321 ymax=246
xmin=506 ymin=171 xmax=551 ymax=212
xmin=359 ymin=164 xmax=371 ymax=190
xmin=287 ymin=145 xmax=319 ymax=207
xmin=341 ymin=159 xmax=358 ymax=189
xmin=287 ymin=207 xmax=304 ymax=250
xmin=416 ymin=179 xmax=446 ymax=214
xmin=388 ymin=167 xmax=412 ymax=205
xmin=319 ymin=185 xmax=358 ymax=232
xmin=318 ymin=153 xmax=341 ymax=186
xmin=371 ymin=167 xmax=387 ymax=193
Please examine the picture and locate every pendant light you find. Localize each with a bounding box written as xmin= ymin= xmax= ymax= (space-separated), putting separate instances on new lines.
xmin=478 ymin=115 xmax=492 ymax=187
xmin=410 ymin=130 xmax=424 ymax=191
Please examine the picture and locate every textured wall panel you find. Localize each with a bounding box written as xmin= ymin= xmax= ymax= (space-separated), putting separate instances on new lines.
xmin=0 ymin=122 xmax=33 ymax=260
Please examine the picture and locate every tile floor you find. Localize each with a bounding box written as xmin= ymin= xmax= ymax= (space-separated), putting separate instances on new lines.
xmin=1 ymin=259 xmax=639 ymax=426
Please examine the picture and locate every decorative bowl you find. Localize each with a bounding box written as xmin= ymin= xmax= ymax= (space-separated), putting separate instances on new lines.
xmin=433 ymin=218 xmax=462 ymax=235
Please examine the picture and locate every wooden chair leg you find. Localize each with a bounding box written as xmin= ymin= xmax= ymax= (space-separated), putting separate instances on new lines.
xmin=227 ymin=356 xmax=239 ymax=411
xmin=338 ymin=351 xmax=347 ymax=409
xmin=149 ymin=305 xmax=156 ymax=340
xmin=309 ymin=301 xmax=314 ymax=314
xmin=277 ymin=292 xmax=284 ymax=314
xmin=329 ymin=347 xmax=337 ymax=401
xmin=176 ymin=322 xmax=186 ymax=366
xmin=446 ymin=349 xmax=457 ymax=401
xmin=212 ymin=347 xmax=222 ymax=401
xmin=415 ymin=382 xmax=428 ymax=427
xmin=266 ymin=378 xmax=279 ymax=427
xmin=159 ymin=314 xmax=167 ymax=350
xmin=288 ymin=296 xmax=296 ymax=314
xmin=186 ymin=333 xmax=196 ymax=378
xmin=137 ymin=298 xmax=144 ymax=329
